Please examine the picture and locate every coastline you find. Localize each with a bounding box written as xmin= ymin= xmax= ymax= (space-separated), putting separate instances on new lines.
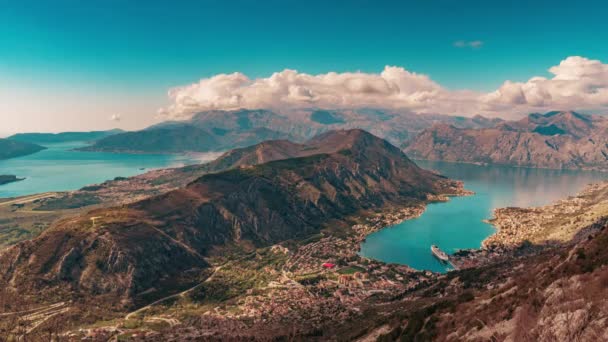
xmin=483 ymin=180 xmax=608 ymax=248
xmin=448 ymin=180 xmax=608 ymax=270
xmin=411 ymin=157 xmax=608 ymax=173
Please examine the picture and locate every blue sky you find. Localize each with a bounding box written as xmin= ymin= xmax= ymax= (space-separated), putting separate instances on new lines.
xmin=2 ymin=0 xmax=608 ymax=133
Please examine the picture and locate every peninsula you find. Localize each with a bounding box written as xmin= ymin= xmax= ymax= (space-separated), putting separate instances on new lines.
xmin=0 ymin=175 xmax=24 ymax=186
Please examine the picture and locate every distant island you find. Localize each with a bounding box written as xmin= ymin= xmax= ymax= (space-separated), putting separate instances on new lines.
xmin=0 ymin=138 xmax=46 ymax=160
xmin=0 ymin=175 xmax=25 ymax=186
xmin=8 ymin=129 xmax=123 ymax=144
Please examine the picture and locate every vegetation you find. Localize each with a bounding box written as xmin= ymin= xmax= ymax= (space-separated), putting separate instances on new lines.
xmin=337 ymin=265 xmax=366 ymax=275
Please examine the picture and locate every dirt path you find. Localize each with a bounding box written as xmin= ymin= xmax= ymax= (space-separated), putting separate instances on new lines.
xmin=123 ymin=251 xmax=257 ymax=321
xmin=1 ymin=301 xmax=71 ymax=334
xmin=0 ymin=192 xmax=60 ymax=207
xmin=124 ymin=264 xmax=224 ymax=320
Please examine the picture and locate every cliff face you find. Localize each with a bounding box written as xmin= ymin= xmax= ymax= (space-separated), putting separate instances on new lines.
xmin=0 ymin=130 xmax=456 ymax=307
xmin=404 ymin=111 xmax=608 ymax=170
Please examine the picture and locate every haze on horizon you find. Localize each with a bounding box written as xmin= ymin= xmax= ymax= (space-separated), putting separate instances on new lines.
xmin=2 ymin=0 xmax=608 ymax=135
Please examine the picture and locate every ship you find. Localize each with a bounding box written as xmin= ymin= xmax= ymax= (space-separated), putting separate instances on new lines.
xmin=431 ymin=245 xmax=449 ymax=263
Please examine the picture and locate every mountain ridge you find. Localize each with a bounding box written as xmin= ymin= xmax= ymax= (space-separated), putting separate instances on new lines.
xmin=79 ymin=108 xmax=502 ymax=154
xmin=403 ymin=111 xmax=608 ymax=170
xmin=8 ymin=129 xmax=123 ymax=144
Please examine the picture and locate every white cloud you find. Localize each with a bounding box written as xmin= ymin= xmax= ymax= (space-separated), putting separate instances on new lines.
xmin=481 ymin=56 xmax=608 ymax=112
xmin=161 ymin=56 xmax=608 ymax=119
xmin=110 ymin=114 xmax=121 ymax=121
xmin=454 ymin=40 xmax=483 ymax=49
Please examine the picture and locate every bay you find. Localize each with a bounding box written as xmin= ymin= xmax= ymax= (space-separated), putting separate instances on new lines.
xmin=0 ymin=141 xmax=217 ymax=198
xmin=359 ymin=160 xmax=608 ymax=273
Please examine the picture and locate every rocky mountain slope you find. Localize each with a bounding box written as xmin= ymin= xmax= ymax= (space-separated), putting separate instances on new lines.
xmin=404 ymin=111 xmax=608 ymax=170
xmin=0 ymin=138 xmax=46 ymax=160
xmin=79 ymin=108 xmax=501 ymax=153
xmin=0 ymin=130 xmax=460 ymax=310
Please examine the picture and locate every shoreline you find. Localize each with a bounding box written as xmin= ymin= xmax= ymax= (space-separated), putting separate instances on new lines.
xmin=411 ymin=157 xmax=608 ymax=173
xmin=483 ymin=181 xmax=608 ymax=248
xmin=342 ymin=180 xmax=474 ymax=273
xmin=449 ymin=180 xmax=608 ymax=270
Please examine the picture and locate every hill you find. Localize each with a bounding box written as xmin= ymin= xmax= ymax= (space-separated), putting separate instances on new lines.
xmin=8 ymin=129 xmax=123 ymax=144
xmin=0 ymin=138 xmax=46 ymax=160
xmin=403 ymin=111 xmax=608 ymax=170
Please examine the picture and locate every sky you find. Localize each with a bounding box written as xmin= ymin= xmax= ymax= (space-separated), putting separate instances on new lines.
xmin=2 ymin=0 xmax=608 ymax=134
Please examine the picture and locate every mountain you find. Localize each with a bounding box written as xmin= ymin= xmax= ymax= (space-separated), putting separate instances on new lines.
xmin=403 ymin=111 xmax=608 ymax=170
xmin=0 ymin=130 xmax=460 ymax=309
xmin=79 ymin=109 xmax=502 ymax=154
xmin=8 ymin=129 xmax=123 ymax=144
xmin=0 ymin=138 xmax=46 ymax=160
xmin=79 ymin=110 xmax=304 ymax=153
xmin=299 ymin=109 xmax=503 ymax=145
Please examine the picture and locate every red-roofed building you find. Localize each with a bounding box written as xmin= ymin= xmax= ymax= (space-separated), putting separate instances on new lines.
xmin=322 ymin=262 xmax=336 ymax=269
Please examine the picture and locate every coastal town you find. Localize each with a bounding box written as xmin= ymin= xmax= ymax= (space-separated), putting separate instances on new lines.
xmin=14 ymin=179 xmax=608 ymax=340
xmin=69 ymin=198 xmax=458 ymax=339
xmin=485 ymin=181 xmax=608 ymax=247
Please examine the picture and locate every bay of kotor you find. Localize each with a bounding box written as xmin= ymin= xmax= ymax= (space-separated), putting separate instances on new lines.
xmin=360 ymin=161 xmax=608 ymax=272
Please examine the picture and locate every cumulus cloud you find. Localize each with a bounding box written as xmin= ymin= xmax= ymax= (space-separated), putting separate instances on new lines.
xmin=110 ymin=114 xmax=121 ymax=121
xmin=481 ymin=56 xmax=608 ymax=112
xmin=454 ymin=40 xmax=483 ymax=49
xmin=160 ymin=56 xmax=608 ymax=119
xmin=160 ymin=67 xmax=480 ymax=119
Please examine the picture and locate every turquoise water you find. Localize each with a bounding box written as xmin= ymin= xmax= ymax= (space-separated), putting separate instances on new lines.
xmin=360 ymin=161 xmax=608 ymax=273
xmin=0 ymin=141 xmax=215 ymax=198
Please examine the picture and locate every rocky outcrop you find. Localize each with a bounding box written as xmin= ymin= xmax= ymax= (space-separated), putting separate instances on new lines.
xmin=404 ymin=111 xmax=608 ymax=170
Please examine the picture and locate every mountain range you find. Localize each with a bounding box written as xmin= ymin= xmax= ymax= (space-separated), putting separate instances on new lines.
xmin=404 ymin=111 xmax=608 ymax=170
xmin=79 ymin=108 xmax=502 ymax=154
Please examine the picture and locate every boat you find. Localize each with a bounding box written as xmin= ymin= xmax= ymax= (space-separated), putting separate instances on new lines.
xmin=431 ymin=245 xmax=449 ymax=263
